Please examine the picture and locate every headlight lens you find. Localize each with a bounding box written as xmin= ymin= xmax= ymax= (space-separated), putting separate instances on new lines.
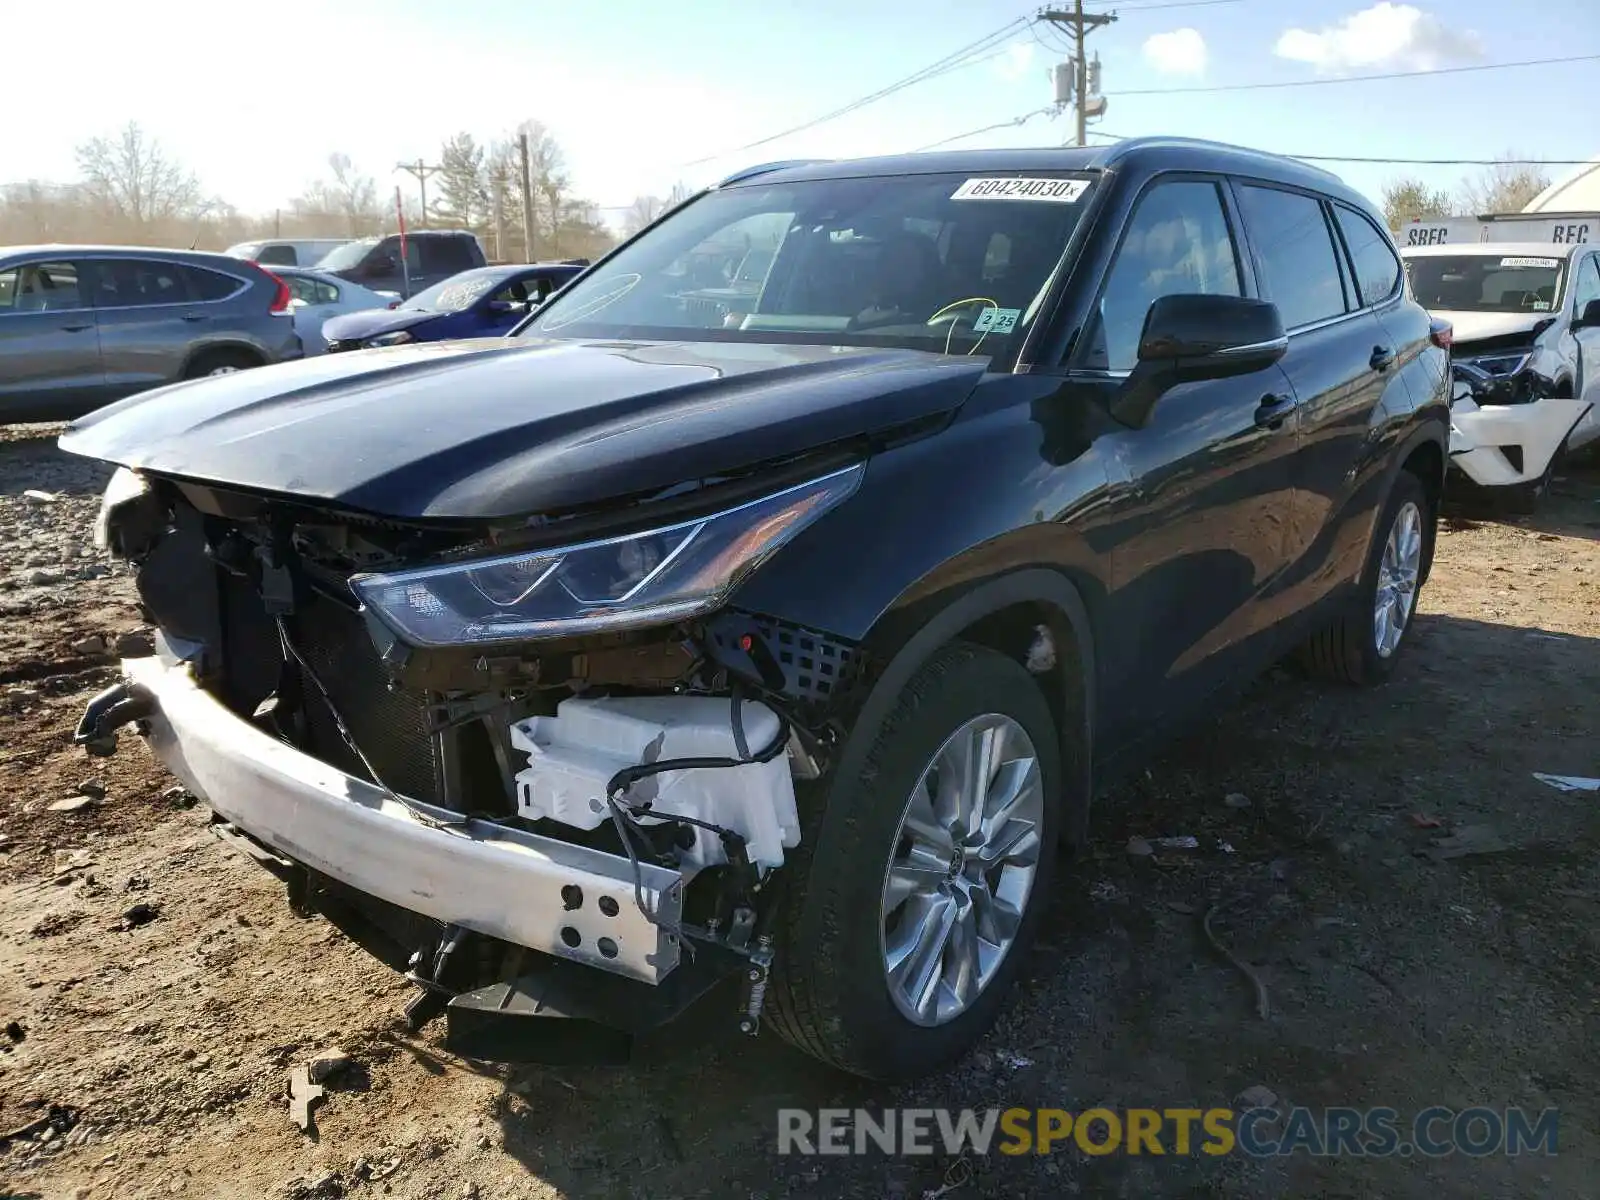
xmin=351 ymin=464 xmax=864 ymax=647
xmin=367 ymin=330 xmax=414 ymax=347
xmin=93 ymin=467 xmax=150 ymax=551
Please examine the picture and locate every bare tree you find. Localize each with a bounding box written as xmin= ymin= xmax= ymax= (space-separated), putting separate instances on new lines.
xmin=622 ymin=195 xmax=666 ymax=236
xmin=1382 ymin=177 xmax=1455 ymax=229
xmin=74 ymin=121 xmax=201 ymax=226
xmin=1457 ymin=153 xmax=1552 ymax=216
xmin=292 ymin=153 xmax=380 ymax=236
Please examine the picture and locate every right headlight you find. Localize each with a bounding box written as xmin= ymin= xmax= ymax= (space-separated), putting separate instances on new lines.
xmin=350 ymin=463 xmax=863 ymax=648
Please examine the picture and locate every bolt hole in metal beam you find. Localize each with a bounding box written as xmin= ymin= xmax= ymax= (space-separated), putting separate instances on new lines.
xmin=561 ymin=885 xmax=583 ymax=911
xmin=560 ymin=926 xmax=581 ymax=947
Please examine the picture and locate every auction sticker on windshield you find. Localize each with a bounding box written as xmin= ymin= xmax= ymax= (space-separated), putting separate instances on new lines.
xmin=951 ymin=178 xmax=1089 ymax=203
xmin=1500 ymin=257 xmax=1561 ymax=269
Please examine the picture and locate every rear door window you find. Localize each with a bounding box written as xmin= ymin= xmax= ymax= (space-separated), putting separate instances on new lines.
xmin=93 ymin=259 xmax=188 ymax=308
xmin=1237 ymin=185 xmax=1349 ymax=329
xmin=256 ymin=244 xmax=297 ymax=266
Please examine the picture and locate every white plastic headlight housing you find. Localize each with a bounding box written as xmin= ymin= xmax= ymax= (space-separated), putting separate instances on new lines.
xmin=93 ymin=466 xmax=151 ymax=551
xmin=351 ymin=463 xmax=864 ymax=647
xmin=367 ymin=329 xmax=414 ymax=347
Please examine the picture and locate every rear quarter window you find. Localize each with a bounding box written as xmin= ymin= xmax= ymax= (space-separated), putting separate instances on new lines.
xmin=1333 ymin=205 xmax=1402 ymax=308
xmin=184 ymin=266 xmax=245 ymax=302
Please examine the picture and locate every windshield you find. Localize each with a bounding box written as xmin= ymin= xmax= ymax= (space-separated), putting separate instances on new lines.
xmin=224 ymin=242 xmax=260 ymax=259
xmin=402 ymin=271 xmax=500 ymax=313
xmin=317 ymin=237 xmax=379 ymax=272
xmin=520 ymin=171 xmax=1095 ymax=357
xmin=1404 ymin=253 xmax=1568 ymax=314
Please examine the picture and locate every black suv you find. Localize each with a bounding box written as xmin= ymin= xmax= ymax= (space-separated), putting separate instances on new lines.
xmin=64 ymin=138 xmax=1447 ymax=1082
xmin=316 ymin=229 xmax=486 ymax=298
xmin=0 ymin=246 xmax=303 ymax=422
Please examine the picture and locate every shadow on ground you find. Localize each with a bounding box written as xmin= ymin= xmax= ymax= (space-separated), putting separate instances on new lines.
xmin=473 ymin=611 xmax=1599 ymax=1199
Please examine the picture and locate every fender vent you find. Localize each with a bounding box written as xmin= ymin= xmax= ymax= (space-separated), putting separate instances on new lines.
xmin=704 ymin=612 xmax=863 ymax=704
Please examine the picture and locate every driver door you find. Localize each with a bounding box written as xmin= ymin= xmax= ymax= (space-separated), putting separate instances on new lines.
xmin=1075 ymin=176 xmax=1300 ymax=748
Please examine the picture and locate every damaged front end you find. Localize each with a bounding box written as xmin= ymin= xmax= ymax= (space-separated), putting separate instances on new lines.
xmin=77 ymin=461 xmax=868 ymax=1063
xmin=1447 ymin=348 xmax=1592 ymax=490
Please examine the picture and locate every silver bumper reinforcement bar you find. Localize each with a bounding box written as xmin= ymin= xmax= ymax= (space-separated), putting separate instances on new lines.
xmin=118 ymin=655 xmax=683 ymax=983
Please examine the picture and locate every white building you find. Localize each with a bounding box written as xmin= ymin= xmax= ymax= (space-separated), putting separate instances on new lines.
xmin=1523 ymin=156 xmax=1600 ymax=212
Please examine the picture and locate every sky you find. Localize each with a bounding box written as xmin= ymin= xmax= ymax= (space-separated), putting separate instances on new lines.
xmin=5 ymin=0 xmax=1598 ymax=222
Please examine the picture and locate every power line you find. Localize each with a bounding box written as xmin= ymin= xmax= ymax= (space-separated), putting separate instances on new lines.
xmin=1086 ymin=0 xmax=1242 ymax=10
xmin=1107 ymin=52 xmax=1600 ymax=96
xmin=678 ymin=16 xmax=1035 ymax=168
xmin=1084 ymin=130 xmax=1594 ymax=166
xmin=913 ymin=107 xmax=1058 ymax=152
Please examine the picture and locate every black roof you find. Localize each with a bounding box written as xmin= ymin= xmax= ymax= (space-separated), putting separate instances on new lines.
xmin=719 ymin=136 xmax=1368 ymax=212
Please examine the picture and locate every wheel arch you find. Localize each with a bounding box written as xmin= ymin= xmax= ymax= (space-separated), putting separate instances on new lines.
xmin=1394 ymin=423 xmax=1447 ymax=584
xmin=844 ymin=568 xmax=1097 ymax=851
xmin=180 ymin=339 xmax=267 ymax=378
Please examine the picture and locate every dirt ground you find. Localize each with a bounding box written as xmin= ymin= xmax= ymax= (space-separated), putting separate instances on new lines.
xmin=1 ymin=422 xmax=1597 ymax=1200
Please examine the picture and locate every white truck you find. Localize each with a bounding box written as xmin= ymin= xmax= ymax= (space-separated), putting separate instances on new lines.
xmin=1395 ymin=212 xmax=1598 ymax=249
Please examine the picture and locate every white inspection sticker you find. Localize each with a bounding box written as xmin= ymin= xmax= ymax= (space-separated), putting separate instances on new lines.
xmin=972 ymin=306 xmax=1021 ymax=333
xmin=951 ymin=177 xmax=1088 ymax=203
xmin=1500 ymin=256 xmax=1561 ymax=268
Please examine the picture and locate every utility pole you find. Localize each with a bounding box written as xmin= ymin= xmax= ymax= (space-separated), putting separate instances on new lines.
xmin=517 ymin=132 xmax=536 ymax=260
xmin=1040 ymin=3 xmax=1116 ymax=146
xmin=395 ymin=159 xmax=442 ymax=228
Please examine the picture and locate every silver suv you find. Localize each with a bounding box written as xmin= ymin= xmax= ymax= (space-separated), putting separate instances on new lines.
xmin=0 ymin=245 xmax=303 ymax=422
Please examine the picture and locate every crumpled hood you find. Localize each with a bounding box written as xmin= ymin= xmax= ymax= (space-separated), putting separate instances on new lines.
xmin=320 ymin=307 xmax=439 ymax=343
xmin=1439 ymin=310 xmax=1549 ymax=346
xmin=59 ymin=337 xmax=984 ymax=520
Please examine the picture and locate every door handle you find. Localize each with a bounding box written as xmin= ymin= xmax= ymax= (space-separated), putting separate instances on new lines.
xmin=1370 ymin=345 xmax=1395 ymax=372
xmin=1254 ymin=392 xmax=1298 ymax=429
xmin=60 ymin=322 xmax=93 ymax=333
xmin=181 ymin=313 xmax=206 ymax=323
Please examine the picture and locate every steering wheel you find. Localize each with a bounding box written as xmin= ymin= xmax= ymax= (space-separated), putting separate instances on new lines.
xmin=925 ymin=296 xmax=1001 ymax=354
xmin=926 ymin=296 xmax=998 ymax=328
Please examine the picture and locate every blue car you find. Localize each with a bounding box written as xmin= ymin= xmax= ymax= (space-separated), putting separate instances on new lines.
xmin=321 ymin=262 xmax=585 ymax=352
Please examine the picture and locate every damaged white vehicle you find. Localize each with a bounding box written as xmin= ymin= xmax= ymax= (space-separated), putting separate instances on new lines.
xmin=1403 ymin=242 xmax=1600 ymax=510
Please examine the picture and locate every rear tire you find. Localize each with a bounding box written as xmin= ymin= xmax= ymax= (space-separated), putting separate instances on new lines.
xmin=184 ymin=348 xmax=261 ymax=379
xmin=1298 ymin=469 xmax=1433 ymax=685
xmin=766 ymin=642 xmax=1062 ymax=1081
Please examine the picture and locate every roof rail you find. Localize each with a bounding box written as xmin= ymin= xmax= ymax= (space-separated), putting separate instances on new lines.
xmin=715 ymin=159 xmax=833 ymax=188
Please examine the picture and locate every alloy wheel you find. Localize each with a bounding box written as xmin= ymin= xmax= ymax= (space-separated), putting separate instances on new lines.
xmin=1373 ymin=499 xmax=1423 ymax=658
xmin=879 ymin=713 xmax=1044 ymax=1027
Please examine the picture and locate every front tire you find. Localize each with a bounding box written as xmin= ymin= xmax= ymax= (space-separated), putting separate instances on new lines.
xmin=767 ymin=642 xmax=1061 ymax=1081
xmin=1299 ymin=469 xmax=1433 ymax=684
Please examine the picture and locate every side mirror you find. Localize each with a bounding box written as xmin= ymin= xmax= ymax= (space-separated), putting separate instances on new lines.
xmin=1110 ymin=294 xmax=1287 ymax=428
xmin=1573 ymin=298 xmax=1600 ymax=330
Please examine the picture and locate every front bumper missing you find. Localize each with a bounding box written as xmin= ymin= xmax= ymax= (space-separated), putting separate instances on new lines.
xmin=1448 ymin=395 xmax=1593 ymax=487
xmin=110 ymin=655 xmax=684 ymax=985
